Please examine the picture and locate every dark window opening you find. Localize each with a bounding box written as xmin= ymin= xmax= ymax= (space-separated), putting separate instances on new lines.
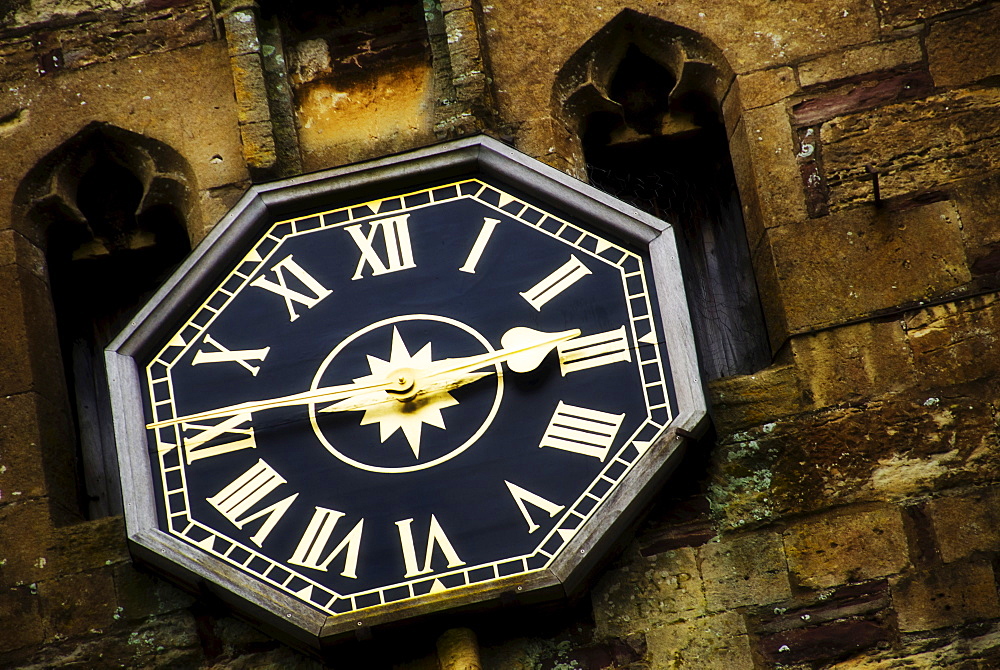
xmin=46 ymin=151 xmax=190 ymax=519
xmin=584 ymin=46 xmax=770 ymax=380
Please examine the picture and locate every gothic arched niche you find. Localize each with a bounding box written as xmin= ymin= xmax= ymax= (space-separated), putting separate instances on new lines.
xmin=553 ymin=11 xmax=770 ymax=381
xmin=14 ymin=123 xmax=193 ymax=519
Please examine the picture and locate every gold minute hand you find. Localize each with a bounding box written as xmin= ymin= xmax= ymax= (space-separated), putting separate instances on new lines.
xmin=146 ymin=377 xmax=409 ymax=429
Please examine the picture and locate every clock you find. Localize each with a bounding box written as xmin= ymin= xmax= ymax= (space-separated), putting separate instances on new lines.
xmin=106 ymin=136 xmax=705 ymax=651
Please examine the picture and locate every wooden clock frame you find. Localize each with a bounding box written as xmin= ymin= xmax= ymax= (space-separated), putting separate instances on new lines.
xmin=105 ymin=135 xmax=707 ymax=653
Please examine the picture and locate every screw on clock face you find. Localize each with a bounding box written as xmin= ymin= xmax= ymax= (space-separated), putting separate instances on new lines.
xmin=146 ymin=325 xmax=580 ymax=432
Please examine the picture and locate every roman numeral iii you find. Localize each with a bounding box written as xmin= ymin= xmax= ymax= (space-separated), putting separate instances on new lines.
xmin=538 ymin=401 xmax=625 ymax=461
xmin=250 ymin=254 xmax=332 ymax=322
xmin=288 ymin=507 xmax=365 ymax=578
xmin=519 ymin=254 xmax=592 ymax=310
xmin=206 ymin=459 xmax=298 ymax=547
xmin=556 ymin=326 xmax=631 ymax=375
xmin=346 ymin=214 xmax=417 ymax=279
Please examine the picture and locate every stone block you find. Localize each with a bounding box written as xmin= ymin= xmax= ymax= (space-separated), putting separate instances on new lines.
xmin=231 ymin=53 xmax=271 ymax=125
xmin=905 ymin=293 xmax=1000 ymax=388
xmin=592 ymin=547 xmax=705 ymax=637
xmin=783 ymin=505 xmax=909 ymax=589
xmin=736 ymin=67 xmax=797 ymax=110
xmin=113 ymin=564 xmax=195 ymax=621
xmin=48 ymin=517 xmax=129 ymax=576
xmin=0 ymin=395 xmax=45 ymax=505
xmin=928 ymin=6 xmax=1000 ymax=87
xmin=239 ymin=120 xmax=277 ymax=170
xmin=37 ymin=568 xmax=118 ymax=640
xmin=748 ymin=580 xmax=891 ymax=634
xmin=769 ymin=201 xmax=969 ymax=333
xmin=709 ymin=363 xmax=810 ymax=435
xmin=0 ymin=263 xmax=67 ymax=403
xmin=790 ymin=319 xmax=913 ymax=407
xmin=876 ymin=0 xmax=986 ymax=27
xmin=927 ymin=487 xmax=1000 ymax=563
xmin=223 ymin=8 xmax=260 ymax=57
xmin=645 ymin=611 xmax=753 ymax=670
xmin=732 ymin=103 xmax=808 ymax=231
xmin=791 ymin=69 xmax=933 ymax=128
xmin=700 ymin=532 xmax=791 ymax=610
xmin=0 ymin=500 xmax=53 ymax=586
xmin=798 ymin=37 xmax=923 ymax=87
xmin=0 ymin=585 xmax=44 ymax=653
xmin=821 ymin=87 xmax=1000 ymax=210
xmin=759 ymin=620 xmax=891 ymax=665
xmin=953 ymin=174 xmax=1000 ymax=282
xmin=893 ymin=559 xmax=1000 ymax=632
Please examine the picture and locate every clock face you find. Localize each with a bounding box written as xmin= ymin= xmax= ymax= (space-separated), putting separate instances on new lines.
xmin=133 ymin=170 xmax=683 ymax=625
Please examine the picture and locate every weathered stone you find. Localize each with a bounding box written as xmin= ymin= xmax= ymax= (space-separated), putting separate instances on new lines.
xmin=760 ymin=620 xmax=891 ymax=665
xmin=239 ymin=120 xmax=277 ymax=170
xmin=700 ymin=532 xmax=791 ymax=610
xmin=905 ymin=293 xmax=1000 ymax=389
xmin=893 ymin=559 xmax=1000 ymax=632
xmin=928 ymin=6 xmax=1000 ymax=87
xmin=713 ymin=387 xmax=1000 ymax=526
xmin=769 ymin=201 xmax=969 ymax=333
xmin=732 ymin=102 xmax=807 ymax=231
xmin=231 ymin=53 xmax=271 ymax=125
xmin=593 ymin=547 xmax=705 ymax=637
xmin=37 ymin=568 xmax=118 ymax=640
xmin=799 ymin=37 xmax=923 ymax=87
xmin=748 ymin=580 xmax=891 ymax=635
xmin=0 ymin=393 xmax=56 ymax=501
xmin=736 ymin=66 xmax=797 ymax=109
xmin=0 ymin=262 xmax=67 ymax=403
xmin=48 ymin=517 xmax=129 ymax=576
xmin=223 ymin=8 xmax=260 ymax=57
xmin=790 ymin=319 xmax=914 ymax=407
xmin=0 ymin=585 xmax=44 ymax=653
xmin=927 ymin=487 xmax=1000 ymax=563
xmin=876 ymin=0 xmax=986 ymax=27
xmin=792 ymin=69 xmax=933 ymax=128
xmin=822 ymin=88 xmax=1000 ymax=210
xmin=113 ymin=565 xmax=195 ymax=622
xmin=709 ymin=363 xmax=809 ymax=434
xmin=0 ymin=499 xmax=54 ymax=586
xmin=0 ymin=611 xmax=203 ymax=669
xmin=645 ymin=611 xmax=753 ymax=670
xmin=783 ymin=505 xmax=909 ymax=589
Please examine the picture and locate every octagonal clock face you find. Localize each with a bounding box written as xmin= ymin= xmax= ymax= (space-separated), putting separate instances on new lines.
xmin=141 ymin=177 xmax=676 ymax=617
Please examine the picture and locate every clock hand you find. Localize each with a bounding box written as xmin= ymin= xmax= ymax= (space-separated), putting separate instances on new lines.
xmin=320 ymin=372 xmax=493 ymax=413
xmin=146 ymin=377 xmax=411 ymax=429
xmin=324 ymin=327 xmax=578 ymax=411
xmin=425 ymin=327 xmax=581 ymax=377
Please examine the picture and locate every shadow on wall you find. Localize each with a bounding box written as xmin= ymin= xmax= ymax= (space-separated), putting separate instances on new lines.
xmin=554 ymin=11 xmax=771 ymax=381
xmin=14 ymin=122 xmax=193 ymax=522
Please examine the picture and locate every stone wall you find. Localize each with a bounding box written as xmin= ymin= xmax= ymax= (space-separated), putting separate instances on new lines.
xmin=1 ymin=0 xmax=999 ymax=667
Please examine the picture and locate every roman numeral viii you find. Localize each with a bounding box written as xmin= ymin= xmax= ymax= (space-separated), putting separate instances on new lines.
xmin=346 ymin=214 xmax=417 ymax=279
xmin=206 ymin=459 xmax=298 ymax=547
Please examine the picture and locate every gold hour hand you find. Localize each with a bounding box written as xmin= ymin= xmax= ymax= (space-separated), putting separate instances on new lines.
xmin=427 ymin=327 xmax=580 ymax=377
xmin=146 ymin=377 xmax=408 ymax=429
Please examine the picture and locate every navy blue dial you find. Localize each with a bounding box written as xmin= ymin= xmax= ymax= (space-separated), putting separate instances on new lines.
xmin=142 ymin=177 xmax=676 ymax=615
